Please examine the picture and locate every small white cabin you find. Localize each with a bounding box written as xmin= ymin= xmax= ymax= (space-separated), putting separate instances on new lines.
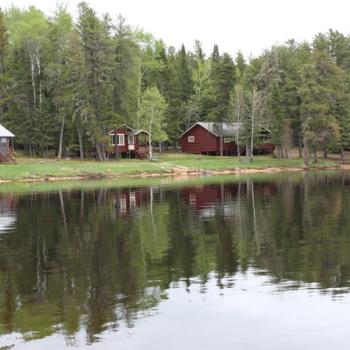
xmin=0 ymin=124 xmax=15 ymax=161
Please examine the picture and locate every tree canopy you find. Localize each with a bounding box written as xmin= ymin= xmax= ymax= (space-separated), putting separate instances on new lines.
xmin=1 ymin=4 xmax=350 ymax=163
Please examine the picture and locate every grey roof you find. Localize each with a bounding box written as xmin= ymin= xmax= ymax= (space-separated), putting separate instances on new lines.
xmin=179 ymin=122 xmax=242 ymax=138
xmin=0 ymin=124 xmax=14 ymax=138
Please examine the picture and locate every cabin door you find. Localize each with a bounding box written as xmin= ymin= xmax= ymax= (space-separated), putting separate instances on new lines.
xmin=128 ymin=135 xmax=135 ymax=151
xmin=0 ymin=138 xmax=7 ymax=155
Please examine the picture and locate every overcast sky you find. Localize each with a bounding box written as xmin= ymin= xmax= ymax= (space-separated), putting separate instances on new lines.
xmin=2 ymin=0 xmax=350 ymax=57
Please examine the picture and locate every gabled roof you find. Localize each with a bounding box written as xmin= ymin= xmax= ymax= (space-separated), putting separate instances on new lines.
xmin=132 ymin=129 xmax=150 ymax=136
xmin=0 ymin=124 xmax=14 ymax=138
xmin=179 ymin=122 xmax=242 ymax=138
xmin=108 ymin=124 xmax=134 ymax=135
xmin=108 ymin=125 xmax=150 ymax=135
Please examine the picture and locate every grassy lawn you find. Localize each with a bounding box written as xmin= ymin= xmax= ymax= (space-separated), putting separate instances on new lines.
xmin=0 ymin=153 xmax=340 ymax=181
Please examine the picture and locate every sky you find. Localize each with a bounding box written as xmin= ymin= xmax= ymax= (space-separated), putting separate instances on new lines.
xmin=2 ymin=0 xmax=350 ymax=57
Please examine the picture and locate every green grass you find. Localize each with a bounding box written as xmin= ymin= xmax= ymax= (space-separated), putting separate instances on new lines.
xmin=0 ymin=153 xmax=340 ymax=182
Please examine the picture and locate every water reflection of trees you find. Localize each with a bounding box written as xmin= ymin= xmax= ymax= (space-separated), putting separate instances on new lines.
xmin=1 ymin=173 xmax=350 ymax=343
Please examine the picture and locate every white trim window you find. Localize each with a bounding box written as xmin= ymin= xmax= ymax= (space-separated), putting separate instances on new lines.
xmin=110 ymin=135 xmax=115 ymax=145
xmin=117 ymin=134 xmax=125 ymax=146
xmin=128 ymin=135 xmax=135 ymax=145
xmin=224 ymin=137 xmax=234 ymax=143
xmin=188 ymin=136 xmax=195 ymax=143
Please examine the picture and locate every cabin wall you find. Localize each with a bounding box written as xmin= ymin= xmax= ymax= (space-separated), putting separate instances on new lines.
xmin=219 ymin=138 xmax=237 ymax=153
xmin=180 ymin=125 xmax=219 ymax=153
xmin=111 ymin=127 xmax=130 ymax=153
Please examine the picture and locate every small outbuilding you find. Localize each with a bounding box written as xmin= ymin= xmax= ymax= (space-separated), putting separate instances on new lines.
xmin=108 ymin=125 xmax=150 ymax=159
xmin=0 ymin=124 xmax=15 ymax=162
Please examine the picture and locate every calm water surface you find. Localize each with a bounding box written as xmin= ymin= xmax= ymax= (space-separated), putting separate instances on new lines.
xmin=1 ymin=173 xmax=350 ymax=349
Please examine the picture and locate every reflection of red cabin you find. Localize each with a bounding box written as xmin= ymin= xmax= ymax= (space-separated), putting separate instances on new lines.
xmin=0 ymin=194 xmax=15 ymax=214
xmin=114 ymin=187 xmax=151 ymax=217
xmin=181 ymin=183 xmax=277 ymax=215
xmin=179 ymin=122 xmax=274 ymax=155
xmin=108 ymin=125 xmax=150 ymax=159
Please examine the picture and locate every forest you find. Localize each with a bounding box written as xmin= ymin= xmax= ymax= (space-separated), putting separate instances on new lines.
xmin=1 ymin=3 xmax=350 ymax=163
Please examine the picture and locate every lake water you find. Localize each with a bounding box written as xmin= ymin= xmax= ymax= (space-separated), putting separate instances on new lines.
xmin=1 ymin=173 xmax=350 ymax=349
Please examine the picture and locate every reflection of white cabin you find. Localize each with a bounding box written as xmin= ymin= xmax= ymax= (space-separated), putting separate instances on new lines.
xmin=0 ymin=215 xmax=16 ymax=233
xmin=0 ymin=195 xmax=16 ymax=234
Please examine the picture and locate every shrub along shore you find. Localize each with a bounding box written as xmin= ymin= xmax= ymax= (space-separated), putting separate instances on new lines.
xmin=0 ymin=154 xmax=345 ymax=184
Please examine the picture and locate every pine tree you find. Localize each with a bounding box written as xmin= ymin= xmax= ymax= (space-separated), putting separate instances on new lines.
xmin=269 ymin=80 xmax=285 ymax=157
xmin=77 ymin=2 xmax=114 ymax=161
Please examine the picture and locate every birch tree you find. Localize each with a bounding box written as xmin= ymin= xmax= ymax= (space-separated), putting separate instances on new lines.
xmin=139 ymin=87 xmax=167 ymax=158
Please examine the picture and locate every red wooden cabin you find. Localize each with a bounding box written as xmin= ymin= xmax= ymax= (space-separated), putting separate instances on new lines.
xmin=179 ymin=122 xmax=274 ymax=156
xmin=179 ymin=122 xmax=239 ymax=156
xmin=108 ymin=125 xmax=150 ymax=159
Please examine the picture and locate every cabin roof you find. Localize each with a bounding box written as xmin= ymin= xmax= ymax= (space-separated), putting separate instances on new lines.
xmin=131 ymin=129 xmax=150 ymax=136
xmin=179 ymin=122 xmax=242 ymax=138
xmin=179 ymin=122 xmax=271 ymax=139
xmin=108 ymin=126 xmax=150 ymax=136
xmin=0 ymin=124 xmax=14 ymax=138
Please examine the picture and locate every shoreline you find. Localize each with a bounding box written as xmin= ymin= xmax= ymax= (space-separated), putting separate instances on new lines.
xmin=0 ymin=164 xmax=348 ymax=185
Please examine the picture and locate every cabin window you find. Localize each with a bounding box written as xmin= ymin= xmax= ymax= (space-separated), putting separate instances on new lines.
xmin=188 ymin=136 xmax=195 ymax=143
xmin=117 ymin=134 xmax=125 ymax=146
xmin=128 ymin=135 xmax=135 ymax=145
xmin=0 ymin=138 xmax=7 ymax=154
xmin=224 ymin=137 xmax=234 ymax=143
xmin=110 ymin=135 xmax=115 ymax=145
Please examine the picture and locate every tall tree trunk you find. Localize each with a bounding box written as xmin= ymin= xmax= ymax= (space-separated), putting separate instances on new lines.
xmin=77 ymin=129 xmax=84 ymax=160
xmin=148 ymin=107 xmax=154 ymax=159
xmin=149 ymin=134 xmax=153 ymax=158
xmin=137 ymin=59 xmax=143 ymax=130
xmin=249 ymin=87 xmax=256 ymax=162
xmin=235 ymin=91 xmax=241 ymax=160
xmin=246 ymin=142 xmax=251 ymax=160
xmin=95 ymin=142 xmax=106 ymax=162
xmin=58 ymin=115 xmax=65 ymax=160
xmin=303 ymin=138 xmax=309 ymax=167
xmin=313 ymin=148 xmax=318 ymax=163
xmin=323 ymin=147 xmax=328 ymax=159
xmin=30 ymin=55 xmax=36 ymax=109
xmin=219 ymin=123 xmax=223 ymax=156
xmin=340 ymin=147 xmax=345 ymax=161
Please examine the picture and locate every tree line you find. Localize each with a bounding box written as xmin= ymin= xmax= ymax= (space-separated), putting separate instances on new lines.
xmin=1 ymin=3 xmax=350 ymax=163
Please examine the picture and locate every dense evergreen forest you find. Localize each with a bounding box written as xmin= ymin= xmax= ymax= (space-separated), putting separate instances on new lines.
xmin=1 ymin=3 xmax=350 ymax=163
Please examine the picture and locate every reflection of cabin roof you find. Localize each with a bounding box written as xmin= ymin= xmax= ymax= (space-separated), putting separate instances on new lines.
xmin=179 ymin=122 xmax=242 ymax=138
xmin=179 ymin=122 xmax=271 ymax=138
xmin=0 ymin=124 xmax=15 ymax=137
xmin=0 ymin=215 xmax=16 ymax=233
xmin=108 ymin=125 xmax=149 ymax=135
